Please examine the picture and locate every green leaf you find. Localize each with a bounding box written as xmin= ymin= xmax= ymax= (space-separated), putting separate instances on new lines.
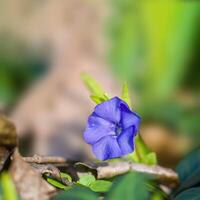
xmin=173 ymin=149 xmax=200 ymax=196
xmin=131 ymin=135 xmax=157 ymax=165
xmin=90 ymin=95 xmax=107 ymax=104
xmin=147 ymin=182 xmax=167 ymax=200
xmin=77 ymin=175 xmax=112 ymax=193
xmin=90 ymin=180 xmax=112 ymax=193
xmin=78 ymin=175 xmax=96 ymax=187
xmin=129 ymin=151 xmax=140 ymax=163
xmin=53 ymin=186 xmax=98 ymax=200
xmin=121 ymin=82 xmax=132 ymax=107
xmin=175 ymin=187 xmax=200 ymax=200
xmin=60 ymin=172 xmax=72 ymax=182
xmin=81 ymin=73 xmax=109 ymax=103
xmin=0 ymin=173 xmax=18 ymax=200
xmin=145 ymin=152 xmax=158 ymax=165
xmin=174 ymin=169 xmax=200 ymax=197
xmin=176 ymin=148 xmax=200 ymax=183
xmin=106 ymin=172 xmax=149 ymax=200
xmin=151 ymin=192 xmax=164 ymax=200
xmin=46 ymin=177 xmax=70 ymax=190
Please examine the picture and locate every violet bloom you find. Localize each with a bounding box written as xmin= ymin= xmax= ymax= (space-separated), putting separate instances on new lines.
xmin=83 ymin=97 xmax=141 ymax=160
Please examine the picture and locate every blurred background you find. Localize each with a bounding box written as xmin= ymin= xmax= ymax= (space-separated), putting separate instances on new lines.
xmin=0 ymin=0 xmax=199 ymax=167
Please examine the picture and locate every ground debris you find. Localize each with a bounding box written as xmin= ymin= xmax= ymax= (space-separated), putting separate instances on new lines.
xmin=0 ymin=115 xmax=17 ymax=172
xmin=9 ymin=149 xmax=56 ymax=200
xmin=0 ymin=115 xmax=17 ymax=148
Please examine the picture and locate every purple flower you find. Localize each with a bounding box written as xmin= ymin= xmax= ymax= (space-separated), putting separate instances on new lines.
xmin=83 ymin=97 xmax=141 ymax=160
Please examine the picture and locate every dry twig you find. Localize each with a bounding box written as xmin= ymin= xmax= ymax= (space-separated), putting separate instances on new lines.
xmin=96 ymin=161 xmax=179 ymax=187
xmin=25 ymin=157 xmax=179 ymax=187
xmin=23 ymin=155 xmax=66 ymax=164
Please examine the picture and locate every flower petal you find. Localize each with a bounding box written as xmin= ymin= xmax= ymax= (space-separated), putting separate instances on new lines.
xmin=83 ymin=113 xmax=114 ymax=144
xmin=117 ymin=127 xmax=135 ymax=155
xmin=120 ymin=104 xmax=141 ymax=130
xmin=94 ymin=97 xmax=122 ymax=123
xmin=92 ymin=136 xmax=122 ymax=160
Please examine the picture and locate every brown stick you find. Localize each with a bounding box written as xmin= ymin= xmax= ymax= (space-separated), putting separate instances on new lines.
xmin=97 ymin=161 xmax=179 ymax=187
xmin=23 ymin=154 xmax=66 ymax=164
xmin=23 ymin=155 xmax=179 ymax=187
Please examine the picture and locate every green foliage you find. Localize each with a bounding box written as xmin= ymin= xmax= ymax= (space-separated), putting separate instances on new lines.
xmin=0 ymin=173 xmax=18 ymax=200
xmin=78 ymin=175 xmax=96 ymax=187
xmin=141 ymin=101 xmax=200 ymax=139
xmin=171 ymin=148 xmax=200 ymax=200
xmin=145 ymin=152 xmax=158 ymax=166
xmin=176 ymin=148 xmax=200 ymax=183
xmin=178 ymin=107 xmax=200 ymax=139
xmin=0 ymin=44 xmax=47 ymax=107
xmin=174 ymin=187 xmax=200 ymax=200
xmin=81 ymin=73 xmax=109 ymax=103
xmin=105 ymin=172 xmax=149 ymax=200
xmin=60 ymin=172 xmax=72 ymax=182
xmin=78 ymin=174 xmax=112 ymax=193
xmin=90 ymin=95 xmax=109 ymax=104
xmin=46 ymin=178 xmax=70 ymax=190
xmin=53 ymin=186 xmax=98 ymax=200
xmin=131 ymin=135 xmax=157 ymax=165
xmin=53 ymin=172 xmax=169 ymax=200
xmin=147 ymin=182 xmax=167 ymax=200
xmin=176 ymin=170 xmax=200 ymax=197
xmin=151 ymin=192 xmax=165 ymax=200
xmin=45 ymin=172 xmax=72 ymax=190
xmin=108 ymin=0 xmax=200 ymax=102
xmin=108 ymin=0 xmax=200 ymax=139
xmin=89 ymin=180 xmax=112 ymax=193
xmin=173 ymin=148 xmax=200 ymax=197
xmin=0 ymin=65 xmax=46 ymax=107
xmin=121 ymin=82 xmax=132 ymax=107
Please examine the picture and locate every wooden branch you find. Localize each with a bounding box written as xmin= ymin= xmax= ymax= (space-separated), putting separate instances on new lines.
xmin=30 ymin=163 xmax=61 ymax=178
xmin=97 ymin=161 xmax=179 ymax=187
xmin=28 ymin=162 xmax=74 ymax=187
xmin=22 ymin=155 xmax=179 ymax=187
xmin=23 ymin=155 xmax=66 ymax=164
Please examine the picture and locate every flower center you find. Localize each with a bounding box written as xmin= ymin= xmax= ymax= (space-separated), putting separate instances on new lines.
xmin=115 ymin=124 xmax=122 ymax=136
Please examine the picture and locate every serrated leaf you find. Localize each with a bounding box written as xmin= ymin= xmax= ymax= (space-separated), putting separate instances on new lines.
xmin=121 ymin=82 xmax=132 ymax=108
xmin=81 ymin=73 xmax=109 ymax=103
xmin=78 ymin=175 xmax=96 ymax=187
xmin=175 ymin=187 xmax=200 ymax=200
xmin=47 ymin=177 xmax=70 ymax=190
xmin=90 ymin=180 xmax=112 ymax=193
xmin=53 ymin=186 xmax=98 ymax=200
xmin=105 ymin=172 xmax=149 ymax=200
